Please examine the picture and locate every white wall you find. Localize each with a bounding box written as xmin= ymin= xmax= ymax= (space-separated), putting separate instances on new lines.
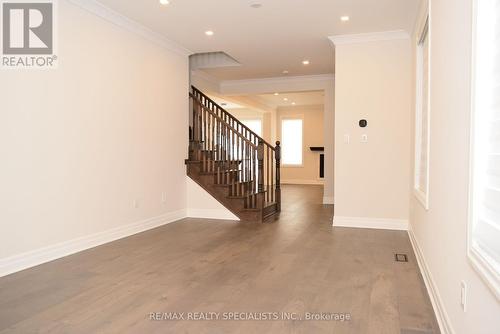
xmin=229 ymin=108 xmax=272 ymax=143
xmin=0 ymin=0 xmax=189 ymax=274
xmin=409 ymin=1 xmax=500 ymax=333
xmin=332 ymin=35 xmax=412 ymax=223
xmin=186 ymin=179 xmax=238 ymax=220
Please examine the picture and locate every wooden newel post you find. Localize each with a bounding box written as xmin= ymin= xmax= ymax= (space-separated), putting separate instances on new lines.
xmin=275 ymin=141 xmax=281 ymax=212
xmin=258 ymin=139 xmax=264 ymax=193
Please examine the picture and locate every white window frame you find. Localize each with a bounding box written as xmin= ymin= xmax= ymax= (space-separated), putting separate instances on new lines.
xmin=280 ymin=116 xmax=304 ymax=167
xmin=467 ymin=0 xmax=500 ymax=300
xmin=414 ymin=15 xmax=431 ymax=210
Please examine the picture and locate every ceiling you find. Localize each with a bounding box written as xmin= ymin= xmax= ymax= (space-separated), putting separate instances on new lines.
xmin=97 ymin=0 xmax=421 ymax=80
xmin=207 ymin=97 xmax=244 ymax=109
xmin=256 ymin=91 xmax=324 ymax=108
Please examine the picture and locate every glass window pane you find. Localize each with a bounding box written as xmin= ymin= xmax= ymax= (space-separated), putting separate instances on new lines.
xmin=282 ymin=119 xmax=303 ymax=165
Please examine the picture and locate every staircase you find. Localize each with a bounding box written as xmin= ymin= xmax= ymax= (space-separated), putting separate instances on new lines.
xmin=186 ymin=86 xmax=281 ymax=222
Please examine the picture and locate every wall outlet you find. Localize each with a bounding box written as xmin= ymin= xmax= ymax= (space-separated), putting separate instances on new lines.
xmin=361 ymin=134 xmax=368 ymax=143
xmin=133 ymin=199 xmax=139 ymax=209
xmin=460 ymin=281 xmax=467 ymax=312
xmin=344 ymin=134 xmax=350 ymax=144
xmin=161 ymin=192 xmax=167 ymax=204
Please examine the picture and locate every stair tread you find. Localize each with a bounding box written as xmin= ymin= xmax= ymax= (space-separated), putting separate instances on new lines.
xmin=227 ymin=190 xmax=267 ymax=199
xmin=199 ymin=169 xmax=241 ymax=175
xmin=214 ymin=180 xmax=253 ymax=187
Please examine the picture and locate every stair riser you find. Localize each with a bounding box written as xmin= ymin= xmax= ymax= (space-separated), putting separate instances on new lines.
xmin=228 ymin=182 xmax=254 ymax=197
xmin=213 ymin=171 xmax=241 ymax=184
xmin=197 ymin=161 xmax=242 ymax=171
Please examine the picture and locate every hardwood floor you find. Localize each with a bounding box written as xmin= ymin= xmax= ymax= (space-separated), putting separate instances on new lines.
xmin=0 ymin=185 xmax=439 ymax=334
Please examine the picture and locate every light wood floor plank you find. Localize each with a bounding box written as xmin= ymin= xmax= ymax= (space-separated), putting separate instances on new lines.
xmin=0 ymin=185 xmax=440 ymax=334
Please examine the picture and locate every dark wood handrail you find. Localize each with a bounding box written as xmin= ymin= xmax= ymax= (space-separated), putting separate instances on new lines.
xmin=191 ymin=86 xmax=276 ymax=151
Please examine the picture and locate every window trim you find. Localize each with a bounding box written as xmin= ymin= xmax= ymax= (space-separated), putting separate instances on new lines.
xmin=280 ymin=116 xmax=304 ymax=168
xmin=414 ymin=15 xmax=431 ymax=210
xmin=467 ymin=0 xmax=500 ymax=301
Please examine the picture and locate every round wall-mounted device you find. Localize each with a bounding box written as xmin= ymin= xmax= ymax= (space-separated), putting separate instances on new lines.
xmin=359 ymin=119 xmax=368 ymax=128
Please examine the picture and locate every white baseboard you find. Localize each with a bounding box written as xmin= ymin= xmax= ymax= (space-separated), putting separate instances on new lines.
xmin=323 ymin=196 xmax=334 ymax=205
xmin=0 ymin=209 xmax=187 ymax=278
xmin=187 ymin=208 xmax=239 ymax=221
xmin=332 ymin=216 xmax=408 ymax=230
xmin=281 ymin=179 xmax=324 ymax=185
xmin=407 ymin=224 xmax=455 ymax=334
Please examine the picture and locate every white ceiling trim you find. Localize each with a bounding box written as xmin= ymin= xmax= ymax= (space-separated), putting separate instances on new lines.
xmin=328 ymin=30 xmax=410 ymax=46
xmin=220 ymin=74 xmax=334 ymax=95
xmin=221 ymin=74 xmax=334 ymax=87
xmin=68 ymin=0 xmax=192 ymax=57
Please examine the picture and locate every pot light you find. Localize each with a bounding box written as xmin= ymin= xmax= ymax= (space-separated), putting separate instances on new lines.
xmin=283 ymin=98 xmax=288 ymax=101
xmin=159 ymin=0 xmax=169 ymax=5
xmin=341 ymin=16 xmax=350 ymax=22
xmin=274 ymin=93 xmax=279 ymax=96
xmin=282 ymin=70 xmax=289 ymax=74
xmin=291 ymin=102 xmax=296 ymax=105
xmin=205 ymin=30 xmax=214 ymax=36
xmin=302 ymin=60 xmax=310 ymax=65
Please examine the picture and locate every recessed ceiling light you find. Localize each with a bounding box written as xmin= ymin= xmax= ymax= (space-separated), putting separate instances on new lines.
xmin=205 ymin=30 xmax=214 ymax=36
xmin=159 ymin=0 xmax=169 ymax=5
xmin=302 ymin=60 xmax=310 ymax=65
xmin=274 ymin=92 xmax=279 ymax=96
xmin=282 ymin=70 xmax=289 ymax=74
xmin=292 ymin=102 xmax=296 ymax=105
xmin=283 ymin=98 xmax=288 ymax=101
xmin=341 ymin=16 xmax=350 ymax=22
xmin=250 ymin=2 xmax=262 ymax=8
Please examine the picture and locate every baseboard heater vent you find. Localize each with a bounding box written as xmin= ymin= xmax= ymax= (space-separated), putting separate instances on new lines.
xmin=395 ymin=253 xmax=408 ymax=262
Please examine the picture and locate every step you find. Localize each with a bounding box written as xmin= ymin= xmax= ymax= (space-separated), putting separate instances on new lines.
xmin=227 ymin=190 xmax=266 ymax=199
xmin=214 ymin=180 xmax=253 ymax=188
xmin=199 ymin=169 xmax=241 ymax=176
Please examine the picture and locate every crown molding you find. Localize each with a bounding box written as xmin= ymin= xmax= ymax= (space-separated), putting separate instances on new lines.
xmin=328 ymin=30 xmax=410 ymax=46
xmin=68 ymin=0 xmax=192 ymax=57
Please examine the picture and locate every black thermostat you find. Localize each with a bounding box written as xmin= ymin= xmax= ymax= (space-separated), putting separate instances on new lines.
xmin=359 ymin=119 xmax=367 ymax=128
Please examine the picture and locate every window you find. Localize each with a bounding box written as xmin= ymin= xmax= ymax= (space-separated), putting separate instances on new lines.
xmin=281 ymin=118 xmax=303 ymax=166
xmin=469 ymin=0 xmax=500 ymax=299
xmin=414 ymin=17 xmax=430 ymax=209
